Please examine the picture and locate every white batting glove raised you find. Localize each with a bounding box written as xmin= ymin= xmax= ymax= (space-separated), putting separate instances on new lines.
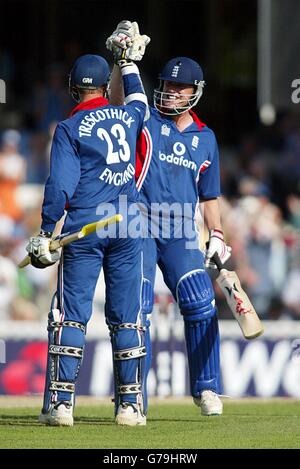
xmin=106 ymin=20 xmax=134 ymax=52
xmin=205 ymin=229 xmax=232 ymax=269
xmin=26 ymin=232 xmax=60 ymax=269
xmin=106 ymin=20 xmax=150 ymax=62
xmin=127 ymin=31 xmax=151 ymax=61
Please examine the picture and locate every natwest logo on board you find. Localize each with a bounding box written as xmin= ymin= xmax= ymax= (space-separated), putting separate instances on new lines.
xmin=221 ymin=339 xmax=300 ymax=397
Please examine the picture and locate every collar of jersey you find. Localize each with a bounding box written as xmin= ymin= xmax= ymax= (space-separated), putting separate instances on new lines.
xmin=157 ymin=109 xmax=206 ymax=132
xmin=69 ymin=97 xmax=109 ymax=117
xmin=189 ymin=110 xmax=206 ymax=131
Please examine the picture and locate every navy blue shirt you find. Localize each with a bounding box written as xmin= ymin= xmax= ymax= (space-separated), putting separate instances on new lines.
xmin=42 ymin=64 xmax=147 ymax=232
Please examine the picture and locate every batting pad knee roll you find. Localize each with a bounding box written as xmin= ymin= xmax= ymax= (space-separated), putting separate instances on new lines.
xmin=176 ymin=269 xmax=216 ymax=320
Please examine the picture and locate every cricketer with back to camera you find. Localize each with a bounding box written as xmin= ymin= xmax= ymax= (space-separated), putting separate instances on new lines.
xmin=24 ymin=46 xmax=150 ymax=427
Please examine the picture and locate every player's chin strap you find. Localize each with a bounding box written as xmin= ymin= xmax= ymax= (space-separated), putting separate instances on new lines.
xmin=108 ymin=321 xmax=147 ymax=416
xmin=153 ymin=81 xmax=205 ymax=116
xmin=42 ymin=293 xmax=86 ymax=412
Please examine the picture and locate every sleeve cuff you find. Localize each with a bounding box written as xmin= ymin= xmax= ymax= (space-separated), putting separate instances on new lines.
xmin=199 ymin=192 xmax=221 ymax=201
xmin=41 ymin=221 xmax=56 ymax=233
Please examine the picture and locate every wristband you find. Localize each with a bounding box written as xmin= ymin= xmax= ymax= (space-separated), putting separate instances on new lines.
xmin=39 ymin=230 xmax=53 ymax=239
xmin=209 ymin=229 xmax=224 ymax=240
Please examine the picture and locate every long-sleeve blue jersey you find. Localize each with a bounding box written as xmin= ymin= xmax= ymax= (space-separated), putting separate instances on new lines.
xmin=135 ymin=107 xmax=221 ymax=240
xmin=41 ymin=63 xmax=147 ymax=232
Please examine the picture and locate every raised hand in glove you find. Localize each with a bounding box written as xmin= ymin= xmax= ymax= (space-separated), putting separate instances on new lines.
xmin=106 ymin=20 xmax=135 ymax=52
xmin=205 ymin=229 xmax=232 ymax=269
xmin=106 ymin=20 xmax=150 ymax=62
xmin=26 ymin=231 xmax=60 ymax=269
xmin=127 ymin=24 xmax=151 ymax=61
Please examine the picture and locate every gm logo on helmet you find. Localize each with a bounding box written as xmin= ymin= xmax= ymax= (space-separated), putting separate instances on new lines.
xmin=83 ymin=77 xmax=93 ymax=84
xmin=173 ymin=142 xmax=186 ymax=156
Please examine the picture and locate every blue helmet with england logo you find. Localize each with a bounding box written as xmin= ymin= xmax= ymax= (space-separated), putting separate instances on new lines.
xmin=69 ymin=54 xmax=110 ymax=102
xmin=154 ymin=57 xmax=205 ymax=115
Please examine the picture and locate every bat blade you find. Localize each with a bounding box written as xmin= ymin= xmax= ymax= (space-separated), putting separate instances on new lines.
xmin=18 ymin=214 xmax=123 ymax=268
xmin=216 ymin=269 xmax=264 ymax=339
xmin=80 ymin=214 xmax=123 ymax=237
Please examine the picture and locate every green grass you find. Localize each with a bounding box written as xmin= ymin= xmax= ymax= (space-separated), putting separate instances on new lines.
xmin=0 ymin=400 xmax=299 ymax=449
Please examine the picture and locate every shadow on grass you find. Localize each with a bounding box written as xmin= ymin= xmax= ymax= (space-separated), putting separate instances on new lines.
xmin=0 ymin=414 xmax=114 ymax=426
xmin=74 ymin=416 xmax=114 ymax=425
xmin=148 ymin=418 xmax=202 ymax=423
xmin=0 ymin=414 xmax=233 ymax=426
xmin=74 ymin=416 xmax=215 ymax=425
xmin=0 ymin=414 xmax=39 ymax=426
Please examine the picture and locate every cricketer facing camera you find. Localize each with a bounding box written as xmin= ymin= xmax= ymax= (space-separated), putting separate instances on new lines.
xmin=107 ymin=21 xmax=232 ymax=416
xmin=25 ymin=52 xmax=149 ymax=427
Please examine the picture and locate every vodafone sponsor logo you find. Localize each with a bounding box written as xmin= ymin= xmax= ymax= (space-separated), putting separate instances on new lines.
xmin=159 ymin=142 xmax=197 ymax=171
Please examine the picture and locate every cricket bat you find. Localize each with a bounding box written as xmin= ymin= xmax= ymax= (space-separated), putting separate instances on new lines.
xmin=18 ymin=214 xmax=123 ymax=269
xmin=212 ymin=253 xmax=264 ymax=340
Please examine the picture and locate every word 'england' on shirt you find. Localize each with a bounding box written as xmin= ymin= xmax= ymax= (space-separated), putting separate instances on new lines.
xmin=99 ymin=162 xmax=135 ymax=186
xmin=79 ymin=108 xmax=135 ymax=137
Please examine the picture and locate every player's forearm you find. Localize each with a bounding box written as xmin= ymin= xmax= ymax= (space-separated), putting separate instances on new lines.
xmin=119 ymin=61 xmax=147 ymax=106
xmin=41 ymin=124 xmax=81 ymax=232
xmin=109 ymin=64 xmax=125 ymax=105
xmin=202 ymin=198 xmax=223 ymax=231
xmin=41 ymin=184 xmax=67 ymax=233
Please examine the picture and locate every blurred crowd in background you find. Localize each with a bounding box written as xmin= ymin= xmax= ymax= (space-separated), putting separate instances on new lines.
xmin=1 ymin=50 xmax=300 ymax=323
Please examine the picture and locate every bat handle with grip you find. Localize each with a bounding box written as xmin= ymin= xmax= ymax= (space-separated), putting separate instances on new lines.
xmin=205 ymin=241 xmax=224 ymax=271
xmin=211 ymin=253 xmax=224 ymax=272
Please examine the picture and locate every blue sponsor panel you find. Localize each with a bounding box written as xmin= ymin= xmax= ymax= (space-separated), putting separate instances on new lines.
xmin=1 ymin=321 xmax=300 ymax=397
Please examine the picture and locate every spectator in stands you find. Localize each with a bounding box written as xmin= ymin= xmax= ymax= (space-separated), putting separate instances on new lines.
xmin=286 ymin=193 xmax=300 ymax=229
xmin=223 ymin=178 xmax=287 ymax=318
xmin=32 ymin=63 xmax=71 ymax=131
xmin=0 ymin=215 xmax=18 ymax=320
xmin=0 ymin=129 xmax=26 ymax=222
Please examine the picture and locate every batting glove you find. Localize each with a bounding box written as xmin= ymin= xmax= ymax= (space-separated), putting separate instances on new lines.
xmin=26 ymin=231 xmax=60 ymax=269
xmin=205 ymin=229 xmax=232 ymax=269
xmin=106 ymin=20 xmax=150 ymax=62
xmin=106 ymin=20 xmax=134 ymax=51
xmin=126 ymin=31 xmax=151 ymax=61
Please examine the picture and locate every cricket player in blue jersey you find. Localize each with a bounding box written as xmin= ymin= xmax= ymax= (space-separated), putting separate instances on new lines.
xmin=107 ymin=21 xmax=232 ymax=416
xmin=25 ymin=52 xmax=149 ymax=426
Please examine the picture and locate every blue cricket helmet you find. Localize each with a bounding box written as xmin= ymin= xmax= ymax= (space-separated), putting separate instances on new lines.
xmin=158 ymin=57 xmax=204 ymax=85
xmin=154 ymin=57 xmax=205 ymax=115
xmin=69 ymin=54 xmax=110 ymax=102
